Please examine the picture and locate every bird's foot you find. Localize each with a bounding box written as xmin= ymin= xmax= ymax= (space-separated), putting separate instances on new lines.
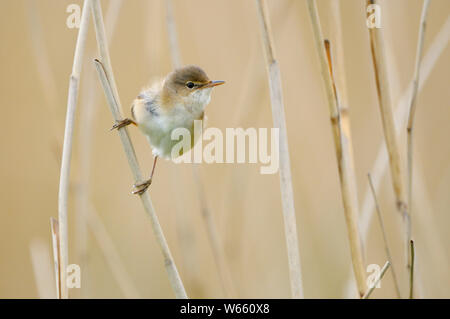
xmin=132 ymin=179 xmax=152 ymax=195
xmin=111 ymin=118 xmax=137 ymax=131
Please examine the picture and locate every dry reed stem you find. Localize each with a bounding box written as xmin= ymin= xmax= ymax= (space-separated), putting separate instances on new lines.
xmin=30 ymin=239 xmax=54 ymax=299
xmin=307 ymin=0 xmax=366 ymax=297
xmin=93 ymin=59 xmax=187 ymax=298
xmin=362 ymin=261 xmax=390 ymax=299
xmin=344 ymin=16 xmax=450 ymax=298
xmin=409 ymin=240 xmax=416 ymax=298
xmin=29 ymin=0 xmax=126 ymax=299
xmin=165 ymin=0 xmax=236 ymax=298
xmin=328 ymin=0 xmax=356 ymax=176
xmin=57 ymin=0 xmax=91 ymax=299
xmin=165 ymin=0 xmax=182 ymax=69
xmin=255 ymin=0 xmax=304 ymax=298
xmin=368 ymin=174 xmax=401 ymax=298
xmin=91 ymin=0 xmax=187 ymax=298
xmin=76 ymin=0 xmax=123 ymax=298
xmin=50 ymin=218 xmax=61 ymax=299
xmin=407 ymin=0 xmax=431 ymax=210
xmin=87 ymin=206 xmax=141 ymax=298
xmin=406 ymin=5 xmax=431 ymax=297
xmin=29 ymin=0 xmax=128 ymax=299
xmin=360 ymin=15 xmax=450 ymax=245
xmin=328 ymin=2 xmax=360 ymax=239
xmin=366 ymin=0 xmax=411 ymax=272
xmin=328 ymin=0 xmax=349 ymax=109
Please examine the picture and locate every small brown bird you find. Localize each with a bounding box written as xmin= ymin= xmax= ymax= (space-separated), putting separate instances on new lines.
xmin=113 ymin=65 xmax=224 ymax=195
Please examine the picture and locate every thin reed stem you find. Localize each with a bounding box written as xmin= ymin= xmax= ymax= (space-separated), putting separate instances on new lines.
xmin=57 ymin=0 xmax=91 ymax=299
xmin=328 ymin=0 xmax=358 ymax=197
xmin=406 ymin=5 xmax=431 ymax=297
xmin=409 ymin=240 xmax=415 ymax=298
xmin=407 ymin=0 xmax=431 ymax=211
xmin=344 ymin=16 xmax=450 ymax=298
xmin=50 ymin=218 xmax=61 ymax=299
xmin=165 ymin=0 xmax=182 ymax=69
xmin=307 ymin=0 xmax=366 ymax=297
xmin=255 ymin=0 xmax=304 ymax=298
xmin=93 ymin=58 xmax=187 ymax=298
xmin=366 ymin=0 xmax=411 ymax=272
xmin=368 ymin=173 xmax=401 ymax=298
xmin=91 ymin=0 xmax=187 ymax=298
xmin=360 ymin=16 xmax=450 ymax=243
xmin=76 ymin=0 xmax=123 ymax=298
xmin=362 ymin=261 xmax=390 ymax=299
xmin=328 ymin=0 xmax=349 ymax=110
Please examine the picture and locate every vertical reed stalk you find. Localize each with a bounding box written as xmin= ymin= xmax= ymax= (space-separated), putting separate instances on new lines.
xmin=307 ymin=0 xmax=366 ymax=297
xmin=366 ymin=0 xmax=410 ymax=271
xmin=93 ymin=59 xmax=187 ymax=298
xmin=76 ymin=0 xmax=123 ymax=298
xmin=328 ymin=0 xmax=356 ymax=177
xmin=255 ymin=0 xmax=304 ymax=298
xmin=344 ymin=16 xmax=450 ymax=297
xmin=165 ymin=0 xmax=237 ymax=297
xmin=50 ymin=218 xmax=61 ymax=299
xmin=368 ymin=174 xmax=401 ymax=298
xmin=360 ymin=16 xmax=450 ymax=240
xmin=406 ymin=1 xmax=431 ymax=295
xmin=328 ymin=2 xmax=360 ymax=241
xmin=409 ymin=240 xmax=415 ymax=298
xmin=91 ymin=0 xmax=187 ymax=298
xmin=407 ymin=0 xmax=431 ymax=210
xmin=57 ymin=0 xmax=91 ymax=299
xmin=165 ymin=0 xmax=182 ymax=69
xmin=360 ymin=16 xmax=450 ymax=241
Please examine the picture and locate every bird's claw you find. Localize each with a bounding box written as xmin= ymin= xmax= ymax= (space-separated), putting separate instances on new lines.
xmin=132 ymin=179 xmax=152 ymax=195
xmin=111 ymin=118 xmax=137 ymax=131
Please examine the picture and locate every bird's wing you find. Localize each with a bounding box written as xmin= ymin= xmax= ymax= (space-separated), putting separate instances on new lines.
xmin=132 ymin=79 xmax=164 ymax=120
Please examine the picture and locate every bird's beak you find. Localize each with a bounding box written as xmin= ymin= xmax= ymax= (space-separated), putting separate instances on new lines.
xmin=201 ymin=80 xmax=225 ymax=89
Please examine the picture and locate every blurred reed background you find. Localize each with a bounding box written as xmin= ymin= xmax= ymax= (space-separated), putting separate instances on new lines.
xmin=0 ymin=0 xmax=449 ymax=298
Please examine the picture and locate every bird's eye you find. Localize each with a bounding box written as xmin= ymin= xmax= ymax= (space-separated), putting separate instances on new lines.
xmin=186 ymin=82 xmax=195 ymax=89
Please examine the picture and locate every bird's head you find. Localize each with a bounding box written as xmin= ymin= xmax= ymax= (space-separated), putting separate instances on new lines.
xmin=163 ymin=65 xmax=224 ymax=108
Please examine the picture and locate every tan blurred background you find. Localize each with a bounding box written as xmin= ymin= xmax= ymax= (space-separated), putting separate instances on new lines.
xmin=0 ymin=0 xmax=449 ymax=298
